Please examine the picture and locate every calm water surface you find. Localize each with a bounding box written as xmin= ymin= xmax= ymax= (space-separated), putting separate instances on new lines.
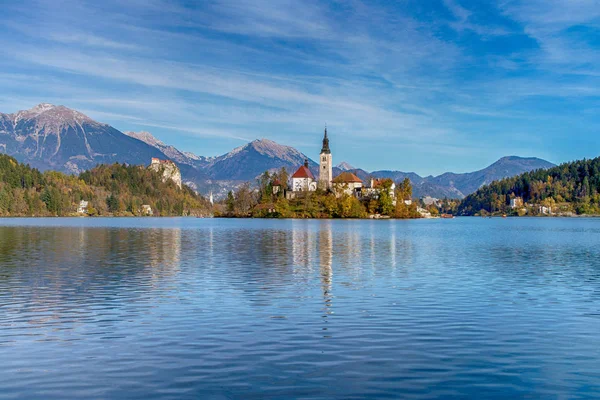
xmin=0 ymin=217 xmax=599 ymax=399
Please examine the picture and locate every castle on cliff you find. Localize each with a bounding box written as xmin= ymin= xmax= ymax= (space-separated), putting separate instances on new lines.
xmin=149 ymin=158 xmax=183 ymax=189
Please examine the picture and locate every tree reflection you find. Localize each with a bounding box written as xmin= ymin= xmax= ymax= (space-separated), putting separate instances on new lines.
xmin=0 ymin=226 xmax=184 ymax=331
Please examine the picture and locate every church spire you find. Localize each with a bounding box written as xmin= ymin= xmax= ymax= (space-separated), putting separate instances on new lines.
xmin=321 ymin=125 xmax=330 ymax=154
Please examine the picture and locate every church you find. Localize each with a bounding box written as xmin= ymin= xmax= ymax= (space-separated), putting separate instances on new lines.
xmin=289 ymin=128 xmax=333 ymax=194
xmin=287 ymin=127 xmax=364 ymax=197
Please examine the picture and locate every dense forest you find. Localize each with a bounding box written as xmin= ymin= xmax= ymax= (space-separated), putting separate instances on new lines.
xmin=458 ymin=157 xmax=600 ymax=216
xmin=0 ymin=154 xmax=210 ymax=216
xmin=218 ymin=169 xmax=422 ymax=219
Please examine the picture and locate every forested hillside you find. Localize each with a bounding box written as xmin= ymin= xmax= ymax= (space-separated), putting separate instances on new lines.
xmin=458 ymin=157 xmax=600 ymax=216
xmin=0 ymin=154 xmax=210 ymax=216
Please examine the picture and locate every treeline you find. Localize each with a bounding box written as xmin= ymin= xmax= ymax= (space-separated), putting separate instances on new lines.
xmin=458 ymin=157 xmax=600 ymax=215
xmin=218 ymin=168 xmax=421 ymax=219
xmin=0 ymin=154 xmax=210 ymax=216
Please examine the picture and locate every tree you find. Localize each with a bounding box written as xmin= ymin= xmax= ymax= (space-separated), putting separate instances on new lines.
xmin=427 ymin=204 xmax=439 ymax=216
xmin=377 ymin=179 xmax=395 ymax=215
xmin=107 ymin=194 xmax=120 ymax=213
xmin=226 ymin=191 xmax=235 ymax=214
xmin=396 ymin=178 xmax=412 ymax=201
xmin=339 ymin=195 xmax=366 ymax=218
xmin=278 ymin=167 xmax=289 ymax=191
xmin=234 ymin=183 xmax=256 ymax=216
xmin=41 ymin=187 xmax=64 ymax=215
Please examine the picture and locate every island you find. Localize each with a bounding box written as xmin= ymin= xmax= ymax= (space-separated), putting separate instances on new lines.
xmin=216 ymin=128 xmax=434 ymax=219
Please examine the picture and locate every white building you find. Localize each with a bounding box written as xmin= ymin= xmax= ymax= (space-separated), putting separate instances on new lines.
xmin=141 ymin=205 xmax=153 ymax=216
xmin=417 ymin=206 xmax=432 ymax=218
xmin=332 ymin=172 xmax=363 ymax=197
xmin=422 ymin=196 xmax=438 ymax=206
xmin=291 ymin=160 xmax=317 ymax=192
xmin=510 ymin=197 xmax=524 ymax=209
xmin=363 ymin=178 xmax=397 ymax=205
xmin=272 ymin=179 xmax=282 ymax=195
xmin=370 ymin=178 xmax=396 ymax=194
xmin=539 ymin=205 xmax=552 ymax=215
xmin=77 ymin=200 xmax=89 ymax=214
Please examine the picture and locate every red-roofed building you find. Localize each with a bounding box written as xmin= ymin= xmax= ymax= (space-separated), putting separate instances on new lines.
xmin=292 ymin=159 xmax=317 ymax=192
xmin=364 ymin=178 xmax=397 ymax=205
xmin=332 ymin=172 xmax=363 ymax=197
xmin=287 ymin=127 xmax=334 ymax=197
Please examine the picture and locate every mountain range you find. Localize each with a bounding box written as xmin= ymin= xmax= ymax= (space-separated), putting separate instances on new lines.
xmin=0 ymin=104 xmax=556 ymax=199
xmin=0 ymin=104 xmax=165 ymax=174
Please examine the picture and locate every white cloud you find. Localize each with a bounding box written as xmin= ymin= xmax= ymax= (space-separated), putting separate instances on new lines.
xmin=500 ymin=0 xmax=600 ymax=74
xmin=1 ymin=0 xmax=599 ymax=173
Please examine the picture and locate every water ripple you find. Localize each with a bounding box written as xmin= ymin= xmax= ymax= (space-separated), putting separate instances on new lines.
xmin=0 ymin=218 xmax=600 ymax=399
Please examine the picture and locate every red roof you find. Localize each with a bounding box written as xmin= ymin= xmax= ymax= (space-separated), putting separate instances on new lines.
xmin=272 ymin=179 xmax=282 ymax=186
xmin=333 ymin=172 xmax=362 ymax=184
xmin=292 ymin=165 xmax=315 ymax=179
xmin=371 ymin=178 xmax=393 ymax=188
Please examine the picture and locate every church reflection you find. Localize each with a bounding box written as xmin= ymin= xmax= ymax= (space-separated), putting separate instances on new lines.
xmin=289 ymin=220 xmax=334 ymax=324
xmin=318 ymin=221 xmax=333 ymax=320
xmin=291 ymin=220 xmax=315 ymax=277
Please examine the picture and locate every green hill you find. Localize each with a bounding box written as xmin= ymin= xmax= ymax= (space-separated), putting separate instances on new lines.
xmin=0 ymin=154 xmax=210 ymax=216
xmin=458 ymin=157 xmax=600 ymax=216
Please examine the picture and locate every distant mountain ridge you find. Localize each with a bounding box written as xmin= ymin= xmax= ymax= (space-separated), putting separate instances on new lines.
xmin=124 ymin=131 xmax=211 ymax=168
xmin=418 ymin=156 xmax=555 ymax=198
xmin=457 ymin=156 xmax=600 ymax=216
xmin=340 ymin=156 xmax=554 ymax=199
xmin=0 ymin=104 xmax=556 ymax=199
xmin=422 ymin=156 xmax=555 ymax=198
xmin=204 ymin=138 xmax=317 ymax=180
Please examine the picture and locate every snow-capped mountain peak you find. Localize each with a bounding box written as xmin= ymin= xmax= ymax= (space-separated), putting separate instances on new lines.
xmin=336 ymin=161 xmax=355 ymax=171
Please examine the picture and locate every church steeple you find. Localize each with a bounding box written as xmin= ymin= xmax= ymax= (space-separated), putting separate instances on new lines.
xmin=321 ymin=126 xmax=331 ymax=154
xmin=318 ymin=125 xmax=333 ymax=190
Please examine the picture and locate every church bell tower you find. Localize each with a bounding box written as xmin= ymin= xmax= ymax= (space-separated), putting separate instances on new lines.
xmin=318 ymin=126 xmax=332 ymax=190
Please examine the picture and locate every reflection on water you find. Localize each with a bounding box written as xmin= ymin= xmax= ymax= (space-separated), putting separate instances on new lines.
xmin=319 ymin=221 xmax=333 ymax=321
xmin=1 ymin=217 xmax=600 ymax=399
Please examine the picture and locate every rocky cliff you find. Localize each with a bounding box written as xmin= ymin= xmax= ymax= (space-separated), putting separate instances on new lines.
xmin=149 ymin=158 xmax=182 ymax=189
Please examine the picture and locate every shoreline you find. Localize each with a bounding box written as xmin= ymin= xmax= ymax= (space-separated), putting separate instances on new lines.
xmin=212 ymin=215 xmax=600 ymax=219
xmin=2 ymin=214 xmax=599 ymax=220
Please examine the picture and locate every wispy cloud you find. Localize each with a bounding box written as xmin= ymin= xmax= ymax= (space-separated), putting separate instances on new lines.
xmin=499 ymin=0 xmax=600 ymax=74
xmin=1 ymin=0 xmax=599 ymax=174
xmin=443 ymin=0 xmax=511 ymax=36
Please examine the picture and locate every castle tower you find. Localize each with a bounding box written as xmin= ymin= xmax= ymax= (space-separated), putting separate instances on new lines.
xmin=318 ymin=126 xmax=332 ymax=190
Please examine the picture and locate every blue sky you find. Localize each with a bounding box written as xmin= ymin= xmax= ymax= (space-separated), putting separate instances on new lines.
xmin=1 ymin=0 xmax=599 ymax=175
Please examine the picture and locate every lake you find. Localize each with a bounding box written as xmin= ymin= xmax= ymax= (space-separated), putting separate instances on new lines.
xmin=0 ymin=217 xmax=599 ymax=399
